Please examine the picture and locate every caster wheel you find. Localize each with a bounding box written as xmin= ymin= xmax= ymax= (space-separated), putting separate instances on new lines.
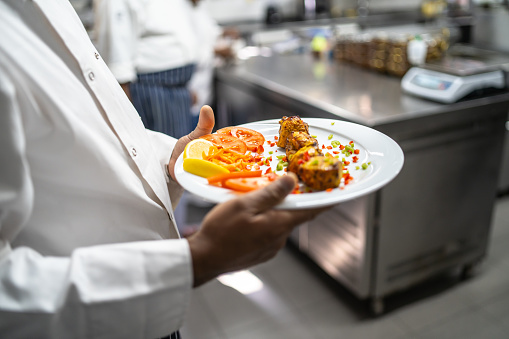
xmin=370 ymin=297 xmax=384 ymax=316
xmin=461 ymin=260 xmax=482 ymax=280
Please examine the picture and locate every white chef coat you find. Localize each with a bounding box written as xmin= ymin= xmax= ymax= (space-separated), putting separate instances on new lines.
xmin=0 ymin=1 xmax=192 ymax=338
xmin=188 ymin=0 xmax=223 ymax=116
xmin=93 ymin=0 xmax=200 ymax=84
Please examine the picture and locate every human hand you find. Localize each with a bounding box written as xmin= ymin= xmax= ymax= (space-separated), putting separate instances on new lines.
xmin=168 ymin=105 xmax=215 ymax=180
xmin=187 ymin=173 xmax=328 ymax=287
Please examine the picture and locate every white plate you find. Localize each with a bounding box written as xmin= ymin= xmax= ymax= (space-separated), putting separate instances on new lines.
xmin=175 ymin=118 xmax=404 ymax=209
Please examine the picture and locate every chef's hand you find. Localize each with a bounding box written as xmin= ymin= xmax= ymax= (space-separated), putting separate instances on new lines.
xmin=168 ymin=105 xmax=215 ymax=180
xmin=187 ymin=173 xmax=327 ymax=287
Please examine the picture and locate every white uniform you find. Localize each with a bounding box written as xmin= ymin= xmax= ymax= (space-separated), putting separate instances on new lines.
xmin=93 ymin=0 xmax=200 ymax=84
xmin=0 ymin=1 xmax=192 ymax=337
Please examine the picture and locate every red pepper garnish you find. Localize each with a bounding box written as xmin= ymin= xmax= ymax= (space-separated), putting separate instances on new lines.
xmin=326 ymin=146 xmax=332 ymax=150
xmin=352 ymin=156 xmax=358 ymax=163
xmin=354 ymin=149 xmax=360 ymax=155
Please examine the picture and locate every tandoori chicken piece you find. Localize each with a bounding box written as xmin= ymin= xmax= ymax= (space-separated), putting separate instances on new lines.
xmin=287 ymin=145 xmax=322 ymax=174
xmin=285 ymin=131 xmax=320 ymax=160
xmin=297 ymin=156 xmax=342 ymax=191
xmin=277 ymin=116 xmax=309 ymax=148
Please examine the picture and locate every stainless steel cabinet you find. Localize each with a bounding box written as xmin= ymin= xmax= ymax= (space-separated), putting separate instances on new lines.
xmin=215 ymin=54 xmax=509 ymax=313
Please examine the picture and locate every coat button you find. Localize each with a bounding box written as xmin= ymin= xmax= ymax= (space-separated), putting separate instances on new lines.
xmin=131 ymin=147 xmax=137 ymax=157
xmin=94 ymin=52 xmax=100 ymax=59
xmin=88 ymin=72 xmax=95 ymax=81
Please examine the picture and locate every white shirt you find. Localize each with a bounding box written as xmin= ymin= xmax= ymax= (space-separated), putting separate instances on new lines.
xmin=0 ymin=1 xmax=192 ymax=338
xmin=188 ymin=1 xmax=222 ymax=116
xmin=93 ymin=0 xmax=200 ymax=83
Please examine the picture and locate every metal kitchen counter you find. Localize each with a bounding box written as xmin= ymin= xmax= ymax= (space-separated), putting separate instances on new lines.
xmin=215 ymin=53 xmax=509 ymax=314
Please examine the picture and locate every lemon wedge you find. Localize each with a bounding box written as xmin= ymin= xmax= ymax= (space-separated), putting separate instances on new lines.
xmin=183 ymin=139 xmax=215 ymax=159
xmin=183 ymin=158 xmax=229 ymax=178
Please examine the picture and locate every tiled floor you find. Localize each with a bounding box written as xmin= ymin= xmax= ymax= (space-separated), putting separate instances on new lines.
xmin=179 ymin=195 xmax=509 ymax=339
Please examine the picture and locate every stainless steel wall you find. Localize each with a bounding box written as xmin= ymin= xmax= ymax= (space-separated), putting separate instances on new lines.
xmin=472 ymin=6 xmax=509 ymax=53
xmin=470 ymin=7 xmax=509 ymax=192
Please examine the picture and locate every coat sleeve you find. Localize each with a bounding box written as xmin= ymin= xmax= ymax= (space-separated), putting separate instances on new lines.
xmin=0 ymin=57 xmax=192 ymax=339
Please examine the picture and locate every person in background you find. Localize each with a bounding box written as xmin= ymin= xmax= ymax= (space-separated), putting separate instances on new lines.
xmin=93 ymin=0 xmax=197 ymax=139
xmin=0 ymin=1 xmax=325 ymax=338
xmin=187 ymin=0 xmax=241 ymax=127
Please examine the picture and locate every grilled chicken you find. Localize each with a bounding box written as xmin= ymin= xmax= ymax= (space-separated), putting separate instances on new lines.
xmin=279 ymin=115 xmax=342 ymax=190
xmin=297 ymin=156 xmax=342 ymax=191
xmin=277 ymin=116 xmax=309 ymax=148
xmin=287 ymin=145 xmax=322 ymax=174
xmin=285 ymin=131 xmax=320 ymax=160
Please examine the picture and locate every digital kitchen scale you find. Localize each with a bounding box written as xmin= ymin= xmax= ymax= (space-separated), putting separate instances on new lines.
xmin=402 ymin=46 xmax=509 ymax=104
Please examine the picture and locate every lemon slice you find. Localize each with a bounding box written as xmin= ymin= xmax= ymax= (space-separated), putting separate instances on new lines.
xmin=183 ymin=139 xmax=215 ymax=159
xmin=183 ymin=158 xmax=229 ymax=178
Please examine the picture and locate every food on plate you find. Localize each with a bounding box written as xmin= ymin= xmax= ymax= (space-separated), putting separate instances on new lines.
xmin=277 ymin=116 xmax=310 ymax=148
xmin=206 ymin=170 xmax=277 ymax=192
xmin=200 ymin=133 xmax=248 ymax=154
xmin=183 ymin=139 xmax=215 ymax=159
xmin=207 ymin=170 xmax=263 ymax=186
xmin=183 ymin=158 xmax=229 ymax=178
xmin=285 ymin=131 xmax=321 ymax=160
xmin=279 ymin=116 xmax=342 ymax=190
xmin=217 ymin=126 xmax=265 ymax=153
xmin=297 ymin=156 xmax=342 ymax=191
xmin=203 ymin=146 xmax=261 ymax=172
xmin=182 ymin=116 xmax=359 ymax=193
xmin=223 ymin=175 xmax=277 ymax=192
xmin=287 ymin=145 xmax=322 ymax=173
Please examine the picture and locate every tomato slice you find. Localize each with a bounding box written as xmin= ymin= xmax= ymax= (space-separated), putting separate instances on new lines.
xmin=223 ymin=176 xmax=272 ymax=192
xmin=217 ymin=127 xmax=265 ymax=153
xmin=200 ymin=134 xmax=247 ymax=154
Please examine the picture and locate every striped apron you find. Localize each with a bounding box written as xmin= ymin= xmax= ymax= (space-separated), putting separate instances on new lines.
xmin=131 ymin=64 xmax=195 ymax=139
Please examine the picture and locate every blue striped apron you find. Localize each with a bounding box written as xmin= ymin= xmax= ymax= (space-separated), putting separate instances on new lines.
xmin=131 ymin=64 xmax=195 ymax=139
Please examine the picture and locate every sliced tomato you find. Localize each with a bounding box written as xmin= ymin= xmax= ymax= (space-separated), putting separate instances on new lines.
xmin=223 ymin=176 xmax=272 ymax=192
xmin=200 ymin=134 xmax=247 ymax=154
xmin=217 ymin=127 xmax=265 ymax=153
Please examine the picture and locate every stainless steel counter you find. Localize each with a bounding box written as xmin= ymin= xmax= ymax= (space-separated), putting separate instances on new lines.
xmin=215 ymin=54 xmax=509 ymax=314
xmin=216 ymin=53 xmax=509 ymax=127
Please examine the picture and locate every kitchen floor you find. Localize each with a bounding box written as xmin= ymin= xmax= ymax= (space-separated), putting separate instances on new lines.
xmin=178 ymin=195 xmax=509 ymax=339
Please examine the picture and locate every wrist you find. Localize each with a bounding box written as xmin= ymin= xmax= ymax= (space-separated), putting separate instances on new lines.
xmin=187 ymin=235 xmax=221 ymax=287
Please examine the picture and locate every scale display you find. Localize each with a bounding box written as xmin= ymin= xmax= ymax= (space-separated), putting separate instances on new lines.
xmin=410 ymin=74 xmax=453 ymax=91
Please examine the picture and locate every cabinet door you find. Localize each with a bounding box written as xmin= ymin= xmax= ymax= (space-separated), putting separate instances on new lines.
xmin=374 ymin=114 xmax=506 ymax=296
